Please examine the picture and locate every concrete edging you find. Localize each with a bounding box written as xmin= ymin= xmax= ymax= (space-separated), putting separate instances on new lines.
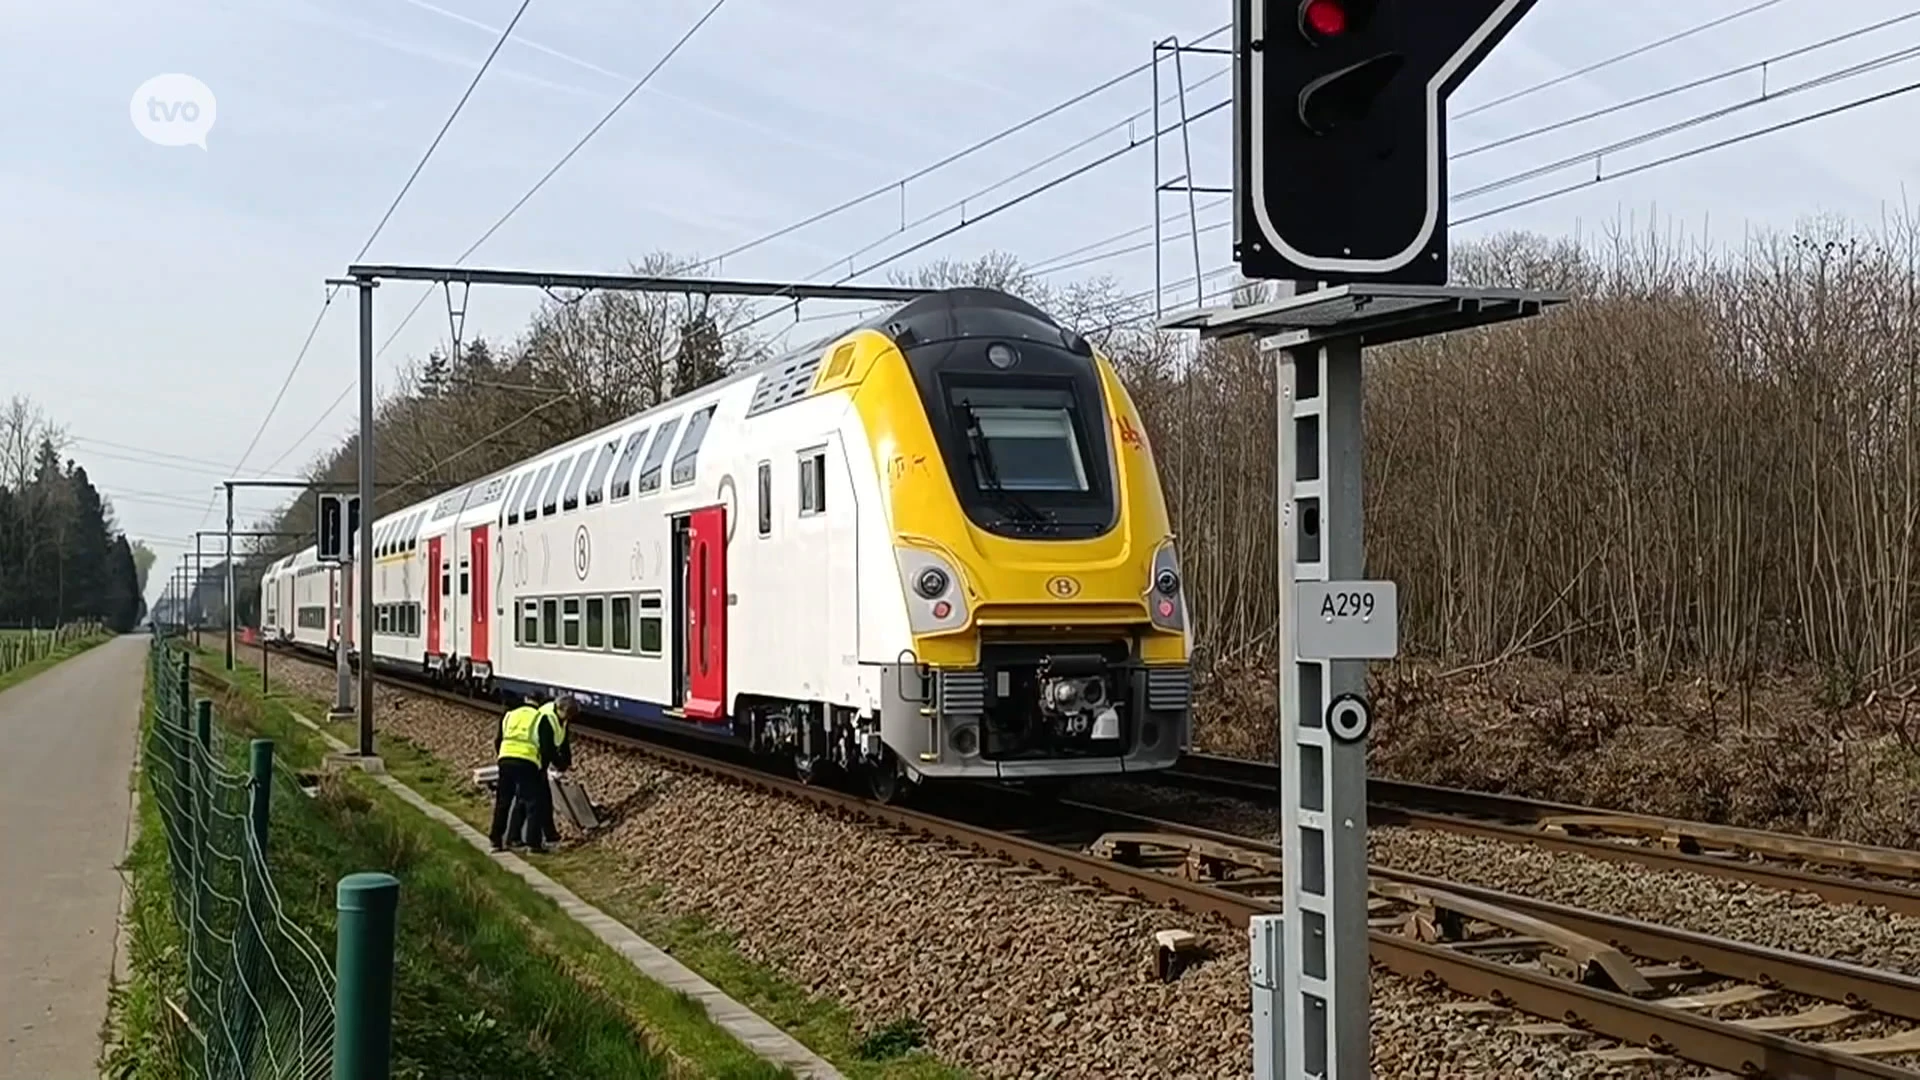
xmin=280 ymin=705 xmax=845 ymax=1080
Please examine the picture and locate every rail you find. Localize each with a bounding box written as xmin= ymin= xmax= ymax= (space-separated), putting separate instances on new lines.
xmin=257 ymin=643 xmax=1920 ymax=1078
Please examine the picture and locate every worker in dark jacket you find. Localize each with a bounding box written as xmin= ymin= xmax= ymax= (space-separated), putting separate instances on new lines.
xmin=529 ymin=694 xmax=578 ymax=847
xmin=489 ymin=696 xmax=563 ymax=854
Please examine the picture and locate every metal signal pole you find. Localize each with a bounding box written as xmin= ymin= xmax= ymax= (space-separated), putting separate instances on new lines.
xmin=356 ymin=276 xmax=378 ymax=758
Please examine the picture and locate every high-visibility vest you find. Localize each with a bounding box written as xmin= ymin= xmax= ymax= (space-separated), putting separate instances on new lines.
xmin=498 ymin=705 xmax=542 ymax=765
xmin=537 ymin=702 xmax=568 ymax=748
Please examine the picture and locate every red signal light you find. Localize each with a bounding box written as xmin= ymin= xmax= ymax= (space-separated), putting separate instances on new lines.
xmin=1301 ymin=0 xmax=1347 ymax=38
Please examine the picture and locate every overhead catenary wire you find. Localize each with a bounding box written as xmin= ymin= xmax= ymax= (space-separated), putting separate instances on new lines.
xmin=1036 ymin=24 xmax=1920 ymax=285
xmin=212 ymin=1 xmax=539 ymax=520
xmin=252 ymin=3 xmax=1870 ymax=507
xmin=1085 ymin=67 xmax=1920 ymax=338
xmin=1033 ymin=7 xmax=1920 ymax=279
xmin=1452 ymin=0 xmax=1792 ymax=120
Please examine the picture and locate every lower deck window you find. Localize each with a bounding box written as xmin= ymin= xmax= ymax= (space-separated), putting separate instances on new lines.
xmin=610 ymin=596 xmax=632 ymax=651
xmin=586 ymin=597 xmax=605 ymax=649
xmin=562 ymin=598 xmax=581 ymax=648
xmin=638 ymin=593 xmax=663 ymax=655
xmin=541 ymin=599 xmax=559 ymax=646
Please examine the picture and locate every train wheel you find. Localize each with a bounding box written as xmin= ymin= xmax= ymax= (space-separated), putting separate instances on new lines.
xmin=865 ymin=750 xmax=908 ymax=805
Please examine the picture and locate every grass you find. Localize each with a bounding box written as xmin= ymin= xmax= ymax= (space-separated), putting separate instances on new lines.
xmin=99 ymin=672 xmax=196 ymax=1080
xmin=194 ymin=648 xmax=972 ymax=1080
xmin=0 ymin=629 xmax=113 ymax=694
xmin=155 ymin=648 xmax=801 ymax=1080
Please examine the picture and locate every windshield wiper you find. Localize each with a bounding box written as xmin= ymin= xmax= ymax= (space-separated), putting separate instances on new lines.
xmin=958 ymin=401 xmax=1054 ymax=532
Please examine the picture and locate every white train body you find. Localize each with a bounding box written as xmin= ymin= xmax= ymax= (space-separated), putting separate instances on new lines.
xmin=260 ymin=288 xmax=1193 ymax=790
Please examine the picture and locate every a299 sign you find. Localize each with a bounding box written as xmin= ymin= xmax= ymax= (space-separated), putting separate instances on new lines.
xmin=1294 ymin=580 xmax=1399 ymax=660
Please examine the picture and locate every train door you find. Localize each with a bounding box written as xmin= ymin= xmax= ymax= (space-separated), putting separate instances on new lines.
xmin=681 ymin=505 xmax=727 ymax=720
xmin=426 ymin=536 xmax=443 ymax=656
xmin=437 ymin=544 xmax=454 ymax=661
xmin=468 ymin=525 xmax=490 ymax=667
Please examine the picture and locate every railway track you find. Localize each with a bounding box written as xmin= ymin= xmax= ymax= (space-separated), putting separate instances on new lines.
xmin=255 ymin=646 xmax=1920 ymax=1078
xmin=1162 ymin=751 xmax=1920 ymax=918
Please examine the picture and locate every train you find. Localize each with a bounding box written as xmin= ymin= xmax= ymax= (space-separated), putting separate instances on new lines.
xmin=259 ymin=286 xmax=1193 ymax=800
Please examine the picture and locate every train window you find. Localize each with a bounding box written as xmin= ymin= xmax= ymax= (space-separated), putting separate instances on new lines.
xmin=798 ymin=449 xmax=826 ymax=515
xmin=541 ymin=598 xmax=559 ymax=646
xmin=635 ymin=417 xmax=681 ymax=496
xmin=379 ymin=606 xmax=392 ymax=634
xmin=407 ymin=512 xmax=424 ymax=551
xmin=756 ymin=461 xmax=772 ymax=537
xmin=542 ymin=454 xmax=575 ymax=516
xmin=670 ymin=405 xmax=717 ymax=487
xmin=521 ymin=600 xmax=538 ymax=645
xmin=584 ymin=440 xmax=620 ymax=507
xmin=585 ymin=597 xmax=605 ymax=649
xmin=521 ymin=464 xmax=552 ymax=521
xmin=638 ymin=591 xmax=663 ymax=655
xmin=609 ymin=596 xmax=632 ymax=652
xmin=458 ymin=557 xmax=470 ymax=597
xmin=562 ymin=451 xmax=595 ymax=512
xmin=609 ymin=428 xmax=650 ymax=501
xmin=562 ymin=598 xmax=581 ymax=648
xmin=440 ymin=567 xmax=451 ymax=597
xmin=506 ymin=473 xmax=531 ymax=525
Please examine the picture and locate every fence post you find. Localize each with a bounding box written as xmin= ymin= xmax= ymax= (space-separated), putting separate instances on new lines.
xmin=190 ymin=698 xmax=213 ymax=1014
xmin=248 ymin=739 xmax=273 ymax=860
xmin=333 ymin=872 xmax=400 ymax=1080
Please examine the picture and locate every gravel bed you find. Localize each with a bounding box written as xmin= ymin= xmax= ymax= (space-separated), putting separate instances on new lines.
xmin=1075 ymin=778 xmax=1920 ymax=975
xmin=270 ymin=659 xmax=1707 ymax=1077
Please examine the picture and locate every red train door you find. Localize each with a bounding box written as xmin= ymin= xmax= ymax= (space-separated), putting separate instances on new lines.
xmin=469 ymin=525 xmax=490 ymax=665
xmin=426 ymin=536 xmax=442 ymax=656
xmin=684 ymin=505 xmax=727 ymax=720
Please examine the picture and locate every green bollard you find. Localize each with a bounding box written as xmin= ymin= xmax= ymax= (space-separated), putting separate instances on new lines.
xmin=248 ymin=739 xmax=274 ymax=860
xmin=333 ymin=872 xmax=400 ymax=1080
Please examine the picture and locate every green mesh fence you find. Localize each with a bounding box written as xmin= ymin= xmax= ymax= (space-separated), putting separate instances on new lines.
xmin=143 ymin=639 xmax=337 ymax=1079
xmin=0 ymin=620 xmax=103 ymax=676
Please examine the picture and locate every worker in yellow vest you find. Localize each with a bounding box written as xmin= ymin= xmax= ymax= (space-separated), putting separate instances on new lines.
xmin=528 ymin=694 xmax=578 ymax=847
xmin=489 ymin=695 xmax=565 ymax=853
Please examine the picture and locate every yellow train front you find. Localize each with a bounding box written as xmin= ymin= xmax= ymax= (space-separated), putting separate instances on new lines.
xmin=816 ymin=287 xmax=1193 ymax=793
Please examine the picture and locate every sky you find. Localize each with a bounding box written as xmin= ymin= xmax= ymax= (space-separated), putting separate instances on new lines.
xmin=4 ymin=0 xmax=1919 ymax=613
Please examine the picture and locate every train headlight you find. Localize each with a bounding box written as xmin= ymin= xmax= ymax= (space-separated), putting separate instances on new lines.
xmin=1155 ymin=568 xmax=1180 ymax=596
xmin=914 ymin=566 xmax=950 ymax=599
xmin=986 ymin=342 xmax=1019 ymax=369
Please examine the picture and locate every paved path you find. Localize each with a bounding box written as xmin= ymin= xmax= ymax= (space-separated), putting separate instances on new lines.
xmin=0 ymin=635 xmax=142 ymax=1078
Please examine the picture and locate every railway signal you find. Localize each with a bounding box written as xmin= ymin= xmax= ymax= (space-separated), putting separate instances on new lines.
xmin=1234 ymin=0 xmax=1541 ymax=284
xmin=317 ymin=493 xmax=360 ymax=564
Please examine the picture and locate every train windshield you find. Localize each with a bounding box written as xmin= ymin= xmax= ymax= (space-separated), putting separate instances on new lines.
xmin=958 ymin=395 xmax=1089 ymax=493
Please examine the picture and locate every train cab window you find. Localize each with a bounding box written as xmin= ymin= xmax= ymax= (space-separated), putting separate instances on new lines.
xmin=562 ymin=598 xmax=581 ymax=647
xmin=609 ymin=428 xmax=650 ymax=501
xmin=584 ymin=439 xmax=620 ymax=507
xmin=798 ymin=449 xmax=826 ymax=516
xmin=506 ymin=473 xmax=532 ymax=525
xmin=458 ymin=558 xmax=470 ymax=596
xmin=637 ymin=592 xmax=663 ymax=655
xmin=635 ymin=417 xmax=680 ymax=496
xmin=609 ymin=596 xmax=631 ymax=651
xmin=670 ymin=405 xmax=717 ymax=487
xmin=562 ymin=451 xmax=595 ymax=512
xmin=521 ymin=464 xmax=552 ymax=521
xmin=756 ymin=461 xmax=772 ymax=537
xmin=966 ymin=405 xmax=1089 ymax=492
xmin=541 ymin=598 xmax=559 ymax=646
xmin=521 ymin=600 xmax=538 ymax=645
xmin=586 ymin=597 xmax=606 ymax=649
xmin=542 ymin=454 xmax=576 ymax=516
